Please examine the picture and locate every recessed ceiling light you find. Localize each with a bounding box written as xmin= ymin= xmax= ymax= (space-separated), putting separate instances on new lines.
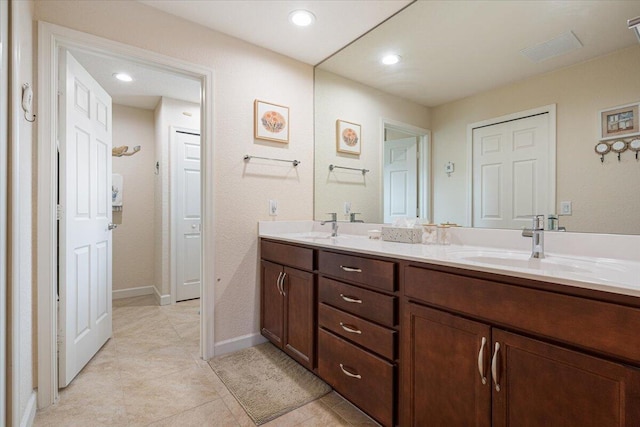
xmin=289 ymin=10 xmax=315 ymax=27
xmin=381 ymin=54 xmax=401 ymax=65
xmin=113 ymin=73 xmax=133 ymax=82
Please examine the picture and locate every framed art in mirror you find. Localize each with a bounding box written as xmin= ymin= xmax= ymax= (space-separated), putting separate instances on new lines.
xmin=254 ymin=100 xmax=289 ymax=143
xmin=336 ymin=119 xmax=361 ymax=155
xmin=600 ymin=102 xmax=639 ymax=141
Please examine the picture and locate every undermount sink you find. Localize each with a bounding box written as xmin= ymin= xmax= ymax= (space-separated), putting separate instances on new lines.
xmin=448 ymin=250 xmax=592 ymax=274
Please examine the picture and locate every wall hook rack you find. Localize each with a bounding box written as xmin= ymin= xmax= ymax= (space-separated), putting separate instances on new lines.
xmin=329 ymin=164 xmax=369 ymax=175
xmin=243 ymin=154 xmax=300 ymax=167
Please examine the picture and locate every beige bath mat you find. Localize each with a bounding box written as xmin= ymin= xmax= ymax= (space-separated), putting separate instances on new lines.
xmin=208 ymin=342 xmax=331 ymax=425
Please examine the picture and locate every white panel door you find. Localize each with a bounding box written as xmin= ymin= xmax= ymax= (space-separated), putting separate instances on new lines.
xmin=384 ymin=137 xmax=418 ymax=223
xmin=174 ymin=129 xmax=201 ymax=302
xmin=58 ymin=50 xmax=112 ymax=387
xmin=472 ymin=114 xmax=550 ymax=229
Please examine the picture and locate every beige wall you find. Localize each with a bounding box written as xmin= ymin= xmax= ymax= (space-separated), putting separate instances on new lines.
xmin=314 ymin=69 xmax=431 ymax=223
xmin=153 ymin=97 xmax=201 ymax=298
xmin=431 ymin=45 xmax=640 ymax=234
xmin=112 ymin=105 xmax=156 ymax=292
xmin=35 ymin=0 xmax=315 ymax=343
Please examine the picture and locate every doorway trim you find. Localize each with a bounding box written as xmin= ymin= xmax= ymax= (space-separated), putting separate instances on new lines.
xmin=465 ymin=104 xmax=557 ymax=227
xmin=379 ymin=118 xmax=431 ymax=222
xmin=0 ymin=1 xmax=8 ymax=423
xmin=37 ymin=22 xmax=216 ymax=409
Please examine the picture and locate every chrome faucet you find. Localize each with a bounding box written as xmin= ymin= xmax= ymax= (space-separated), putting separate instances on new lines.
xmin=522 ymin=215 xmax=545 ymax=259
xmin=321 ymin=213 xmax=339 ymax=237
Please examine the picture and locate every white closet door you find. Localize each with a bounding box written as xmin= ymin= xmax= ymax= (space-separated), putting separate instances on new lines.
xmin=58 ymin=50 xmax=113 ymax=387
xmin=173 ymin=129 xmax=201 ymax=302
xmin=472 ymin=114 xmax=550 ymax=229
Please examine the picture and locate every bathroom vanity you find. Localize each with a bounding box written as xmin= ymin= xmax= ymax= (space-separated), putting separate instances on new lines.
xmin=259 ymin=224 xmax=640 ymax=427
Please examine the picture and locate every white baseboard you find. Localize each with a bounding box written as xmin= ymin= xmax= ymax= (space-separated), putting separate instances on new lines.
xmin=213 ymin=333 xmax=267 ymax=356
xmin=153 ymin=286 xmax=171 ymax=306
xmin=112 ymin=286 xmax=154 ymax=300
xmin=20 ymin=390 xmax=37 ymax=427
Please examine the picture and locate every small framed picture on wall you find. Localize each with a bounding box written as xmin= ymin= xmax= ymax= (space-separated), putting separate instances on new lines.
xmin=600 ymin=102 xmax=640 ymax=141
xmin=254 ymin=100 xmax=289 ymax=143
xmin=336 ymin=119 xmax=361 ymax=155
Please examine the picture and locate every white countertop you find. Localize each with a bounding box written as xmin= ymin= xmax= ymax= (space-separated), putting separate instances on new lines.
xmin=259 ymin=221 xmax=640 ymax=299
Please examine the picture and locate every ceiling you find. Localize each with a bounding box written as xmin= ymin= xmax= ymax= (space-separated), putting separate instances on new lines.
xmin=317 ymin=1 xmax=640 ymax=107
xmin=70 ymin=49 xmax=201 ymax=110
xmin=138 ymin=0 xmax=413 ymax=65
xmin=73 ymin=1 xmax=640 ymax=111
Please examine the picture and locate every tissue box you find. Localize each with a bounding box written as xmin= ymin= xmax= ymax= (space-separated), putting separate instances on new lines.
xmin=381 ymin=226 xmax=422 ymax=244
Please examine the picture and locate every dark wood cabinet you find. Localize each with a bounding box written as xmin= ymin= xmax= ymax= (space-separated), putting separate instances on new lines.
xmin=492 ymin=329 xmax=640 ymax=427
xmin=402 ymin=303 xmax=491 ymax=427
xmin=260 ymin=242 xmax=315 ymax=370
xmin=261 ymin=260 xmax=284 ymax=346
xmin=402 ymin=264 xmax=640 ymax=427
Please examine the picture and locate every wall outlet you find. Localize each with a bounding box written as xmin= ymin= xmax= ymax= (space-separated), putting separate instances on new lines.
xmin=560 ymin=201 xmax=572 ymax=215
xmin=344 ymin=202 xmax=351 ymax=215
xmin=269 ymin=199 xmax=278 ymax=216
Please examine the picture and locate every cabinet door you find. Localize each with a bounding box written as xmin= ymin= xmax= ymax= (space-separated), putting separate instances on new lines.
xmin=283 ymin=266 xmax=315 ymax=369
xmin=402 ymin=303 xmax=491 ymax=427
xmin=492 ymin=329 xmax=640 ymax=427
xmin=261 ymin=260 xmax=283 ymax=346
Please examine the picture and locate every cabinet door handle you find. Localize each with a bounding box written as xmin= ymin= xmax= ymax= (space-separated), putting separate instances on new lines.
xmin=340 ymin=265 xmax=362 ymax=273
xmin=491 ymin=341 xmax=501 ymax=392
xmin=339 ymin=363 xmax=362 ymax=379
xmin=477 ymin=336 xmax=487 ymax=385
xmin=339 ymin=322 xmax=362 ymax=334
xmin=276 ymin=272 xmax=283 ymax=295
xmin=280 ymin=272 xmax=287 ymax=296
xmin=339 ymin=294 xmax=362 ymax=304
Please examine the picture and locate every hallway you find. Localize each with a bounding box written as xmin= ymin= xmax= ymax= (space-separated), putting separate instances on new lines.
xmin=33 ymin=296 xmax=377 ymax=426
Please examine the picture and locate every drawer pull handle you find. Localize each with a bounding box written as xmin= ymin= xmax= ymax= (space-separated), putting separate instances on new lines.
xmin=491 ymin=342 xmax=501 ymax=392
xmin=339 ymin=322 xmax=362 ymax=334
xmin=477 ymin=336 xmax=487 ymax=385
xmin=339 ymin=294 xmax=363 ymax=304
xmin=340 ymin=265 xmax=362 ymax=273
xmin=339 ymin=363 xmax=362 ymax=379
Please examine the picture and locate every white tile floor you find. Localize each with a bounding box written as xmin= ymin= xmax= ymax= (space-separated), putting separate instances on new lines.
xmin=33 ymin=295 xmax=378 ymax=426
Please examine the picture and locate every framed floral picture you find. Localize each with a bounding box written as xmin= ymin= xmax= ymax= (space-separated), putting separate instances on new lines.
xmin=254 ymin=100 xmax=289 ymax=143
xmin=600 ymin=102 xmax=640 ymax=141
xmin=336 ymin=119 xmax=361 ymax=155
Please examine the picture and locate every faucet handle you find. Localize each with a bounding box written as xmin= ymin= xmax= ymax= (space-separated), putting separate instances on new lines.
xmin=349 ymin=212 xmax=361 ymax=222
xmin=531 ymin=214 xmax=545 ymax=230
xmin=326 ymin=212 xmax=337 ymax=221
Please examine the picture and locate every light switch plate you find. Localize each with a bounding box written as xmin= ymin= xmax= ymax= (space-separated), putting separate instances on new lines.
xmin=344 ymin=202 xmax=351 ymax=215
xmin=269 ymin=199 xmax=278 ymax=216
xmin=445 ymin=162 xmax=455 ymax=174
xmin=560 ymin=201 xmax=572 ymax=215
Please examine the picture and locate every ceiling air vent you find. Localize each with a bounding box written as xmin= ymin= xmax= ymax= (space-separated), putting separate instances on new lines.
xmin=520 ymin=31 xmax=583 ymax=63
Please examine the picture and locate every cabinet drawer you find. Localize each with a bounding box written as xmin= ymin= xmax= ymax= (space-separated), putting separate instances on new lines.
xmin=319 ymin=251 xmax=396 ymax=292
xmin=319 ymin=303 xmax=396 ymax=360
xmin=319 ymin=277 xmax=396 ymax=327
xmin=318 ymin=329 xmax=394 ymax=427
xmin=261 ymin=240 xmax=313 ymax=271
xmin=405 ymin=265 xmax=640 ymax=365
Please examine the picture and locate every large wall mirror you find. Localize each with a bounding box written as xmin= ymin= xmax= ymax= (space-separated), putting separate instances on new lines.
xmin=314 ymin=1 xmax=640 ymax=235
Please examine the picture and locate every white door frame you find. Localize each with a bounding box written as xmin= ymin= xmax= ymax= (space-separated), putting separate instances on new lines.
xmin=379 ymin=118 xmax=431 ymax=222
xmin=0 ymin=1 xmax=8 ymax=422
xmin=465 ymin=104 xmax=556 ymax=227
xmin=37 ymin=22 xmax=216 ymax=409
xmin=170 ymin=126 xmax=201 ymax=304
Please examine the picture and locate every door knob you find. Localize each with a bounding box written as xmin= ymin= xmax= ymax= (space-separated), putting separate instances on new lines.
xmin=108 ymin=223 xmax=118 ymax=230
